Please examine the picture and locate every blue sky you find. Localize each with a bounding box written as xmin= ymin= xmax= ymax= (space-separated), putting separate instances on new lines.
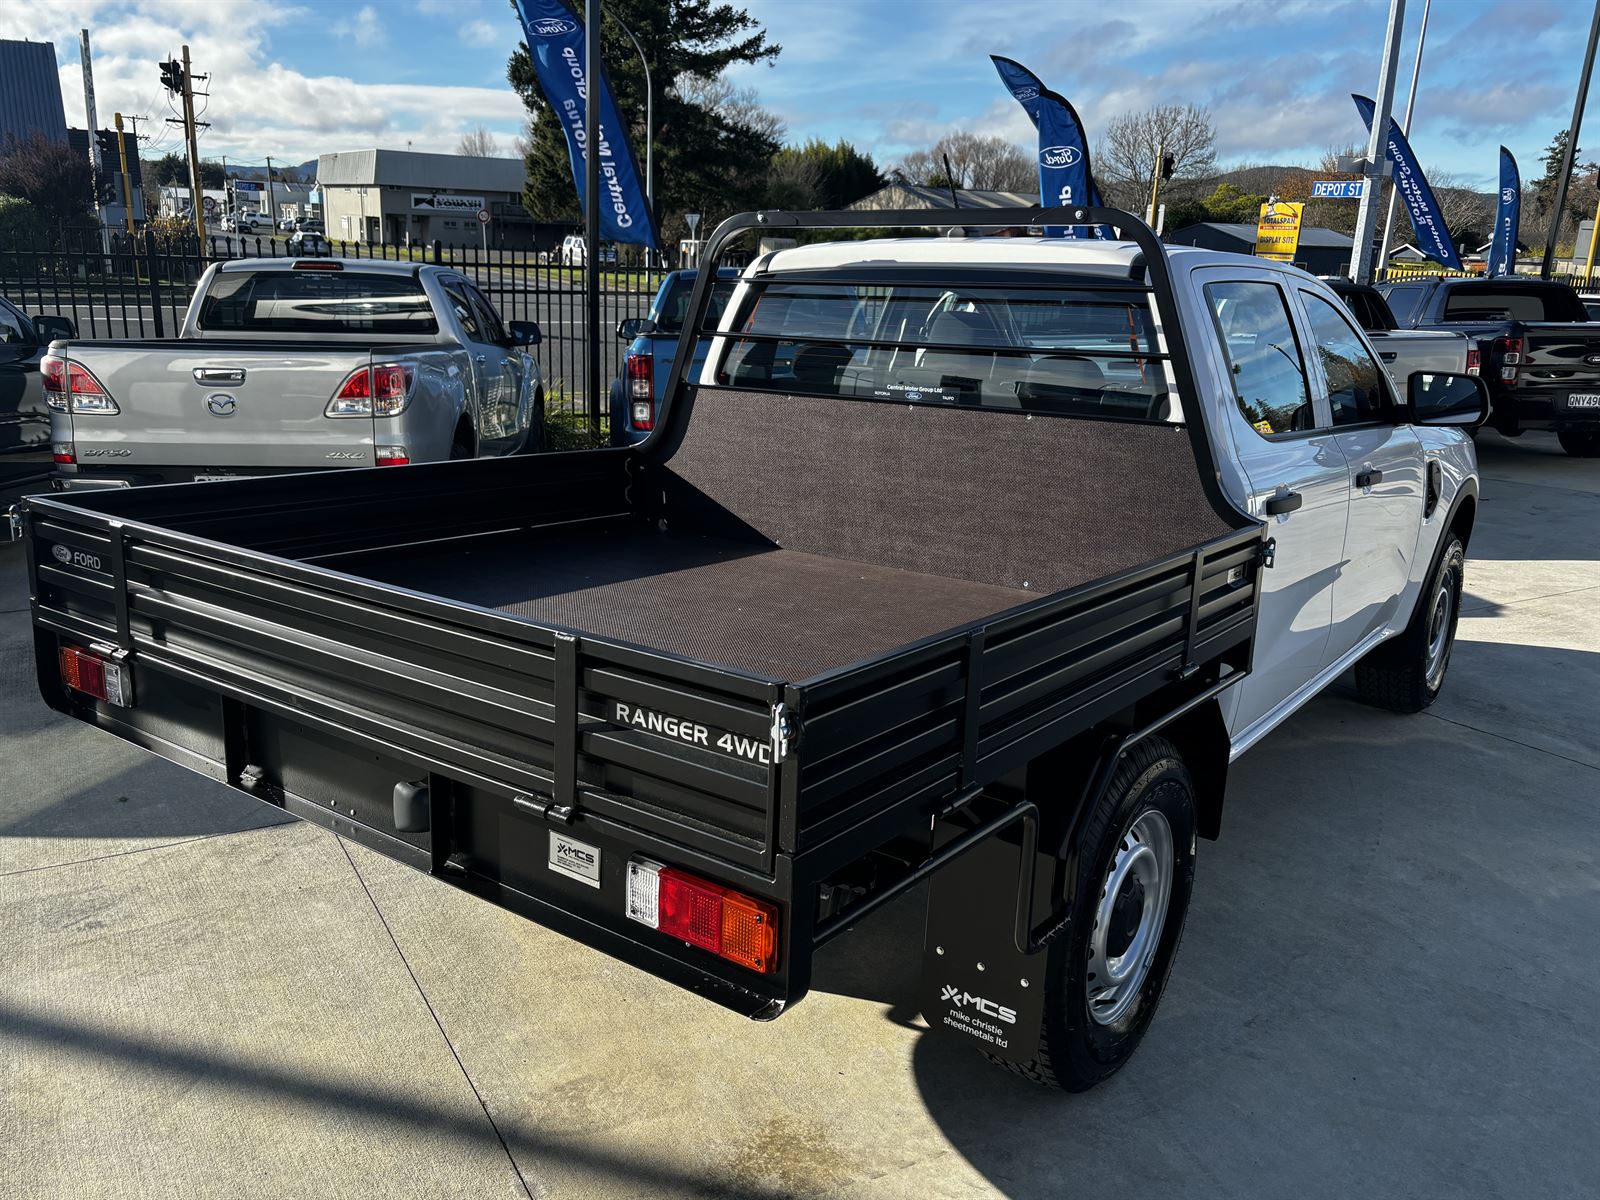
xmin=7 ymin=0 xmax=1595 ymax=189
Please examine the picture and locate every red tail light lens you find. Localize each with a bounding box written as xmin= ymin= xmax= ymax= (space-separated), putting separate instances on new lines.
xmin=626 ymin=352 xmax=654 ymax=430
xmin=1493 ymin=336 xmax=1523 ymax=387
xmin=41 ymin=355 xmax=117 ymax=414
xmin=625 ymin=858 xmax=779 ymax=973
xmin=59 ymin=644 xmax=131 ymax=706
xmin=327 ymin=365 xmax=413 ymax=417
xmin=1465 ymin=348 xmax=1481 ymax=376
xmin=374 ymin=445 xmax=410 ymax=466
xmin=52 ymin=442 xmax=75 ymax=464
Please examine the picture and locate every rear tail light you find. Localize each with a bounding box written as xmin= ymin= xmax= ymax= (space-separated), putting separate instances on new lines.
xmin=326 ymin=365 xmax=414 ymax=417
xmin=374 ymin=445 xmax=410 ymax=466
xmin=626 ymin=352 xmax=654 ymax=431
xmin=626 ymin=858 xmax=779 ymax=974
xmin=1465 ymin=348 xmax=1481 ymax=376
xmin=41 ymin=355 xmax=118 ymax=414
xmin=52 ymin=442 xmax=75 ymax=464
xmin=59 ymin=644 xmax=131 ymax=706
xmin=1493 ymin=336 xmax=1523 ymax=386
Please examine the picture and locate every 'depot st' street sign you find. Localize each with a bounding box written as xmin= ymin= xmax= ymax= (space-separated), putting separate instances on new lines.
xmin=1311 ymin=179 xmax=1368 ymax=199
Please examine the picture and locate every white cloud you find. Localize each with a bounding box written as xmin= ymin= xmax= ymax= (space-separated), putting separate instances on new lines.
xmin=461 ymin=18 xmax=499 ymax=47
xmin=8 ymin=1 xmax=523 ymax=163
xmin=332 ymin=5 xmax=385 ymax=49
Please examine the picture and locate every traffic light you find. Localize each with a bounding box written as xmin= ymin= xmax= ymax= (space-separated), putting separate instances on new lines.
xmin=159 ymin=58 xmax=184 ymax=93
xmin=1159 ymin=153 xmax=1176 ymax=182
xmin=92 ymin=130 xmax=123 ymax=205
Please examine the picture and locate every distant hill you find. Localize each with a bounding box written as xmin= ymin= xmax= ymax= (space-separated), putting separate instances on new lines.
xmin=225 ymin=159 xmax=317 ymax=183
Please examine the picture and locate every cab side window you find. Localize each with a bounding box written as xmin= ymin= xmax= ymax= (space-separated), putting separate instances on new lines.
xmin=0 ymin=302 xmax=28 ymax=344
xmin=1301 ymin=292 xmax=1391 ymax=426
xmin=464 ymin=283 xmax=506 ymax=344
xmin=1204 ymin=281 xmax=1314 ymax=438
xmin=442 ymin=282 xmax=482 ymax=341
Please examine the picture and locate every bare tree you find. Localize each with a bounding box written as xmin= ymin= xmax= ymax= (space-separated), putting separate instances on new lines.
xmin=1421 ymin=169 xmax=1495 ymax=248
xmin=675 ymin=74 xmax=786 ymax=145
xmin=1095 ymin=104 xmax=1217 ymax=211
xmin=894 ymin=131 xmax=1035 ymax=192
xmin=456 ymin=125 xmax=501 ymax=158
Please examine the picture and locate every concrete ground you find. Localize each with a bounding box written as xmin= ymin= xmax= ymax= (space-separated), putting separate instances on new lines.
xmin=1 ymin=432 xmax=1595 ymax=1199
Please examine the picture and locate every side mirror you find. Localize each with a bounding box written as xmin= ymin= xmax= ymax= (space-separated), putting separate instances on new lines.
xmin=507 ymin=320 xmax=541 ymax=347
xmin=32 ymin=314 xmax=76 ymax=343
xmin=1408 ymin=371 xmax=1489 ymax=427
xmin=616 ymin=317 xmax=655 ymax=341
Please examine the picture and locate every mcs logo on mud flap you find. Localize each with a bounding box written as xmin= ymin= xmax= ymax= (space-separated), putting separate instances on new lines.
xmin=940 ymin=985 xmax=1016 ymax=1024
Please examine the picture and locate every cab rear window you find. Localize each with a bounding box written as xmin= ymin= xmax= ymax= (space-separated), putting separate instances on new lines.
xmin=712 ymin=274 xmax=1173 ymax=422
xmin=197 ymin=271 xmax=439 ymax=334
xmin=1440 ymin=284 xmax=1586 ymax=323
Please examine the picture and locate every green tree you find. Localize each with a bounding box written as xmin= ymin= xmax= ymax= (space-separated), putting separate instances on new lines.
xmin=508 ymin=0 xmax=780 ymax=249
xmin=0 ymin=134 xmax=92 ymax=223
xmin=147 ymin=152 xmax=224 ymax=190
xmin=1166 ymin=182 xmax=1265 ymax=229
xmin=766 ymin=138 xmax=883 ymax=210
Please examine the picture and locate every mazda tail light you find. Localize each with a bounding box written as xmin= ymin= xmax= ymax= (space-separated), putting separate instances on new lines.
xmin=41 ymin=355 xmax=118 ymax=414
xmin=326 ymin=365 xmax=414 ymax=417
xmin=374 ymin=445 xmax=411 ymax=466
xmin=625 ymin=858 xmax=779 ymax=973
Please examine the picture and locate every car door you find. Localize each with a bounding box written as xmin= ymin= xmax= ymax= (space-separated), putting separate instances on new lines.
xmin=1298 ymin=288 xmax=1425 ymax=664
xmin=461 ymin=281 xmax=526 ymax=452
xmin=1197 ymin=274 xmax=1351 ymax=739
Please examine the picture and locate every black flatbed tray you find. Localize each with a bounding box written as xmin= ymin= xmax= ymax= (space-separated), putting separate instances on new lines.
xmin=324 ymin=519 xmax=1032 ymax=681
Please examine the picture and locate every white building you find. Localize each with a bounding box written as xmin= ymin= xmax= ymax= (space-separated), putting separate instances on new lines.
xmin=315 ymin=148 xmax=535 ymax=248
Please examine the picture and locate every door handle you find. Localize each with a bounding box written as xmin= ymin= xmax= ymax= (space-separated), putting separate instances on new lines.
xmin=1379 ymin=351 xmax=1397 ymax=362
xmin=1356 ymin=468 xmax=1384 ymax=488
xmin=1263 ymin=490 xmax=1303 ymax=516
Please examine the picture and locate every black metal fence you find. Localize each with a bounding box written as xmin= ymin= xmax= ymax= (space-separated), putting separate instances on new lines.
xmin=0 ymin=228 xmax=669 ymax=420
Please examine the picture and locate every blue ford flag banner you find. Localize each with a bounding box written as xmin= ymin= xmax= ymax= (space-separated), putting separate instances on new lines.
xmin=1487 ymin=146 xmax=1521 ymax=278
xmin=1352 ymin=94 xmax=1462 ymax=271
xmin=513 ymin=0 xmax=660 ymax=250
xmin=991 ymin=55 xmax=1110 ymax=238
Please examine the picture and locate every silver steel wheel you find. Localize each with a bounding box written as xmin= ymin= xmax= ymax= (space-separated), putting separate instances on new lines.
xmin=1424 ymin=576 xmax=1454 ymax=691
xmin=1086 ymin=808 xmax=1174 ymax=1027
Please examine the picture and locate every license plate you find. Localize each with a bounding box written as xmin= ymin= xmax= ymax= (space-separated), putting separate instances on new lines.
xmin=193 ymin=473 xmax=256 ymax=483
xmin=1567 ymin=394 xmax=1600 ymax=408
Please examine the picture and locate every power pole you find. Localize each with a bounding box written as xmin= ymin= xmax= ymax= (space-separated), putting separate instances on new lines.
xmin=125 ymin=115 xmax=148 ymax=221
xmin=1349 ymin=0 xmax=1406 ymax=284
xmin=113 ymin=114 xmax=135 ymax=237
xmin=1146 ymin=141 xmax=1164 ymax=224
xmin=180 ymin=44 xmax=205 ymax=242
xmin=80 ymin=30 xmax=106 ymax=238
xmin=265 ymin=156 xmax=279 ymax=228
xmin=1377 ymin=0 xmax=1430 ymax=273
xmin=584 ymin=0 xmax=601 ymax=440
xmin=1542 ymin=0 xmax=1600 ymax=278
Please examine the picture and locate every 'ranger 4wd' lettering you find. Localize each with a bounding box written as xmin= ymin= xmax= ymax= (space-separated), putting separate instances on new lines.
xmin=613 ymin=702 xmax=772 ymax=764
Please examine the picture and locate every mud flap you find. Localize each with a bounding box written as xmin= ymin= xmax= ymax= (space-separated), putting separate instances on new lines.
xmin=920 ymin=818 xmax=1048 ymax=1064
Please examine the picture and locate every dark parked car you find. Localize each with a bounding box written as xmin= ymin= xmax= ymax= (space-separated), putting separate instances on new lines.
xmin=0 ymin=297 xmax=74 ymax=495
xmin=608 ymin=268 xmax=739 ymax=444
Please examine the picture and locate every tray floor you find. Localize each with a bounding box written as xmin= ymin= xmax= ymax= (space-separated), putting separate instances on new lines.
xmin=334 ymin=519 xmax=1029 ymax=680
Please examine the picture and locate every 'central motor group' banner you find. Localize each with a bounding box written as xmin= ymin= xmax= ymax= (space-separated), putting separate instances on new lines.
xmin=1352 ymin=94 xmax=1463 ymax=271
xmin=513 ymin=0 xmax=660 ymax=250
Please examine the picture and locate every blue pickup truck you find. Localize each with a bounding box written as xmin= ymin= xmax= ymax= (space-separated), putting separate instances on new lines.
xmin=609 ymin=268 xmax=739 ymax=445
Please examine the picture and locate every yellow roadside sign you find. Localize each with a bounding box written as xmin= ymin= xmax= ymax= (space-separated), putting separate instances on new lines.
xmin=1255 ymin=201 xmax=1304 ymax=263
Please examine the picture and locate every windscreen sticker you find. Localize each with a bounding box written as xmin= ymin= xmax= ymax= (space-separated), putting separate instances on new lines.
xmin=874 ymin=381 xmax=962 ymax=404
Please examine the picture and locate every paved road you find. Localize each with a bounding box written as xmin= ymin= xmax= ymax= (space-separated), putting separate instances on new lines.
xmin=1 ymin=432 xmax=1596 ymax=1199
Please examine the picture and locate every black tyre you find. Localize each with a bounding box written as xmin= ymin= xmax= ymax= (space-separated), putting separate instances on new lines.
xmin=1558 ymin=431 xmax=1600 ymax=457
xmin=520 ymin=390 xmax=546 ymax=454
xmin=992 ymin=736 xmax=1196 ymax=1092
xmin=449 ymin=421 xmax=476 ymax=460
xmin=1354 ymin=534 xmax=1464 ymax=713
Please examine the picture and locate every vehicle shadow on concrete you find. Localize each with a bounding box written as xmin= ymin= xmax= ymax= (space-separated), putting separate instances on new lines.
xmin=0 ymin=997 xmax=811 ymax=1200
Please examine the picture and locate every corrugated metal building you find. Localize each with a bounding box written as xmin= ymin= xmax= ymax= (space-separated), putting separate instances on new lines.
xmin=315 ymin=149 xmax=537 ymax=248
xmin=0 ymin=40 xmax=70 ymax=147
xmin=1165 ymin=221 xmax=1356 ymax=276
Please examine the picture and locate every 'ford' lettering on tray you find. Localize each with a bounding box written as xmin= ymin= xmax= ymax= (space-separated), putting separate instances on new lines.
xmin=50 ymin=544 xmax=103 ymax=572
xmin=613 ymin=702 xmax=772 ymax=764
